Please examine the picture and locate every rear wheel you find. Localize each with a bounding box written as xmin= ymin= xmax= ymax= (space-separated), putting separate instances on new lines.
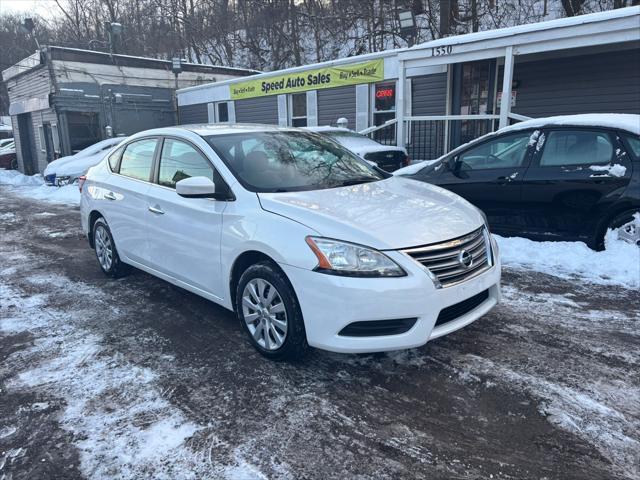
xmin=235 ymin=261 xmax=308 ymax=361
xmin=597 ymin=209 xmax=640 ymax=249
xmin=92 ymin=217 xmax=130 ymax=277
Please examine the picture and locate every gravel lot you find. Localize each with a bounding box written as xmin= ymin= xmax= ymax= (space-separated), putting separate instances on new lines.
xmin=1 ymin=187 xmax=638 ymax=480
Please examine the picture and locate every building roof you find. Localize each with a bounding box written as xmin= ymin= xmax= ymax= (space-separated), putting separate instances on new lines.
xmin=411 ymin=6 xmax=639 ymax=51
xmin=2 ymin=46 xmax=259 ymax=82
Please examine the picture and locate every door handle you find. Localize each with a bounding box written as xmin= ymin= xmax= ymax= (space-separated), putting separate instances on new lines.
xmin=148 ymin=206 xmax=164 ymax=215
xmin=104 ymin=192 xmax=117 ymax=200
xmin=496 ymin=176 xmax=510 ymax=185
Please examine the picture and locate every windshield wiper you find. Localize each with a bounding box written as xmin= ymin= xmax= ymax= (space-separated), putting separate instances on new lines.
xmin=338 ymin=177 xmax=378 ymax=187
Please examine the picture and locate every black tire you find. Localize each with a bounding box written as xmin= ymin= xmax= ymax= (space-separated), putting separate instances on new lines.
xmin=235 ymin=261 xmax=308 ymax=361
xmin=92 ymin=217 xmax=130 ymax=278
xmin=10 ymin=158 xmax=18 ymax=170
xmin=594 ymin=208 xmax=640 ymax=250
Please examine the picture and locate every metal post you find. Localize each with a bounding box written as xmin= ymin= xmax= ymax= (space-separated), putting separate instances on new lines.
xmin=499 ymin=46 xmax=514 ymax=129
xmin=174 ymin=72 xmax=179 ymax=124
xmin=397 ymin=59 xmax=406 ymax=148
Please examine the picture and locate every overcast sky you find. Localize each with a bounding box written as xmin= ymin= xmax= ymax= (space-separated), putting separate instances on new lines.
xmin=0 ymin=0 xmax=60 ymax=16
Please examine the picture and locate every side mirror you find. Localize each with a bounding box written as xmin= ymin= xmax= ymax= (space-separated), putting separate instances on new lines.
xmin=176 ymin=176 xmax=216 ymax=198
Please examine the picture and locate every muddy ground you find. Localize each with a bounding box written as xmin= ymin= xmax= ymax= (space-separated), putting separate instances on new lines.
xmin=1 ymin=188 xmax=638 ymax=480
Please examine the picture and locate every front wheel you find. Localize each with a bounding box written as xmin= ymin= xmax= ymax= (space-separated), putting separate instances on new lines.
xmin=235 ymin=261 xmax=308 ymax=361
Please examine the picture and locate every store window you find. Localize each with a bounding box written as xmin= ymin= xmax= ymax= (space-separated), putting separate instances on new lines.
xmin=51 ymin=124 xmax=61 ymax=154
xmin=289 ymin=93 xmax=307 ymax=127
xmin=216 ymin=102 xmax=229 ymax=123
xmin=373 ymin=82 xmax=396 ymax=144
xmin=38 ymin=125 xmax=46 ymax=152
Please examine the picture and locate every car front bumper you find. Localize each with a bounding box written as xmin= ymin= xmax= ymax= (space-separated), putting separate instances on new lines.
xmin=279 ymin=240 xmax=501 ymax=354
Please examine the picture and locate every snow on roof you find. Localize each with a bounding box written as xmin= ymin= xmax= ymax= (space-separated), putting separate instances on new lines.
xmin=411 ymin=6 xmax=640 ymax=50
xmin=503 ymin=114 xmax=640 ymax=136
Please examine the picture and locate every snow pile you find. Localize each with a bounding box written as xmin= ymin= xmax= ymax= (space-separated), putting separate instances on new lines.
xmin=0 ymin=169 xmax=43 ymax=186
xmin=589 ymin=164 xmax=627 ymax=178
xmin=496 ymin=230 xmax=640 ymax=289
xmin=0 ymin=169 xmax=80 ymax=204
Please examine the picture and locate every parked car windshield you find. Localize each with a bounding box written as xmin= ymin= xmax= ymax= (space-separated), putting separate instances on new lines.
xmin=203 ymin=131 xmax=384 ymax=193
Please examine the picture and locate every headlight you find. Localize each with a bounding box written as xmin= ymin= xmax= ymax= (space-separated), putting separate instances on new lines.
xmin=305 ymin=237 xmax=406 ymax=277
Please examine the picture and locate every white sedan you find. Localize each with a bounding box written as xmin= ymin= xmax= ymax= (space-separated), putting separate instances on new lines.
xmin=44 ymin=137 xmax=126 ymax=186
xmin=80 ymin=125 xmax=501 ymax=360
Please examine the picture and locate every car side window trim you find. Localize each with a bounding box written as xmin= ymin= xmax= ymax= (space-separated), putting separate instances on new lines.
xmin=152 ymin=135 xmax=235 ymax=201
xmin=531 ymin=127 xmax=617 ymax=168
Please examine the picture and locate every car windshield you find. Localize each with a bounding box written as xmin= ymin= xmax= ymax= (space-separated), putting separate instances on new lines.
xmin=203 ymin=131 xmax=384 ymax=193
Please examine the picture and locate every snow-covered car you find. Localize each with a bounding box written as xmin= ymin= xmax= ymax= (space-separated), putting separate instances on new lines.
xmin=80 ymin=125 xmax=500 ymax=360
xmin=0 ymin=138 xmax=14 ymax=150
xmin=395 ymin=114 xmax=640 ymax=249
xmin=305 ymin=126 xmax=409 ymax=172
xmin=44 ymin=137 xmax=126 ymax=186
xmin=0 ymin=141 xmax=17 ymax=169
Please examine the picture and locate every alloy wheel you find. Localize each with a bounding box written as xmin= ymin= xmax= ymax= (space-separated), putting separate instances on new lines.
xmin=616 ymin=217 xmax=640 ymax=246
xmin=94 ymin=225 xmax=114 ymax=271
xmin=241 ymin=278 xmax=288 ymax=350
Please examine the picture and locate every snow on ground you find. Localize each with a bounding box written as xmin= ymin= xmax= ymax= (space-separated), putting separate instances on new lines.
xmin=0 ymin=274 xmax=267 ymax=480
xmin=495 ymin=229 xmax=640 ymax=289
xmin=453 ymin=285 xmax=640 ymax=479
xmin=0 ymin=169 xmax=80 ymax=204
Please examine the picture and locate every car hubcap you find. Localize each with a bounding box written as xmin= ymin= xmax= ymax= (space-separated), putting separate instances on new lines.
xmin=616 ymin=216 xmax=640 ymax=246
xmin=242 ymin=278 xmax=287 ymax=350
xmin=94 ymin=225 xmax=113 ymax=271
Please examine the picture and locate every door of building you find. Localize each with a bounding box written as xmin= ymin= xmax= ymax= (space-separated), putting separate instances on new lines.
xmin=450 ymin=60 xmax=497 ymax=150
xmin=17 ymin=113 xmax=37 ymax=174
xmin=43 ymin=123 xmax=55 ymax=163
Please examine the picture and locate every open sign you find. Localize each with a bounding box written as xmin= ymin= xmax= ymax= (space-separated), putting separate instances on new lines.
xmin=375 ymin=88 xmax=394 ymax=99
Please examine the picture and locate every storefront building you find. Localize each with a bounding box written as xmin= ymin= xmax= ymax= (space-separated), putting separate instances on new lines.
xmin=178 ymin=7 xmax=639 ymax=161
xmin=2 ymin=47 xmax=258 ymax=174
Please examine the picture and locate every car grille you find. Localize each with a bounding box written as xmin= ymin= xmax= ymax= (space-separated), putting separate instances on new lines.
xmin=435 ymin=289 xmax=489 ymax=327
xmin=401 ymin=227 xmax=492 ymax=287
xmin=364 ymin=151 xmax=406 ymax=171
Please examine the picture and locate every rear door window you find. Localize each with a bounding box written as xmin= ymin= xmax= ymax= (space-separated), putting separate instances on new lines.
xmin=623 ymin=135 xmax=640 ymax=159
xmin=539 ymin=130 xmax=614 ymax=167
xmin=118 ymin=138 xmax=158 ymax=181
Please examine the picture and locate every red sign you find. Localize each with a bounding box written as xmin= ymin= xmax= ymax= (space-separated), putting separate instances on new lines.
xmin=375 ymin=88 xmax=394 ymax=99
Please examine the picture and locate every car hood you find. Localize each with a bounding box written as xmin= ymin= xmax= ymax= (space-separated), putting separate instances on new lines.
xmin=258 ymin=176 xmax=484 ymax=250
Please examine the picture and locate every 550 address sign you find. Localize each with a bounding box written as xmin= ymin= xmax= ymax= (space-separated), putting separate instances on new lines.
xmin=431 ymin=45 xmax=453 ymax=57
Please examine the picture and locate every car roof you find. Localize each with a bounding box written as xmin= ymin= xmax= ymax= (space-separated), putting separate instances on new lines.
xmin=503 ymin=114 xmax=640 ymax=136
xmin=177 ymin=123 xmax=303 ymax=136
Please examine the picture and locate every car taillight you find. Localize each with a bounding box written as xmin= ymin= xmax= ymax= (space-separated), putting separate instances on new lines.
xmin=78 ymin=175 xmax=87 ymax=193
xmin=403 ymin=154 xmax=411 ymax=167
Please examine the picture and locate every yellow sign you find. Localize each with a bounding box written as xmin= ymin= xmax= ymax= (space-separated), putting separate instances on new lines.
xmin=230 ymin=59 xmax=384 ymax=100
